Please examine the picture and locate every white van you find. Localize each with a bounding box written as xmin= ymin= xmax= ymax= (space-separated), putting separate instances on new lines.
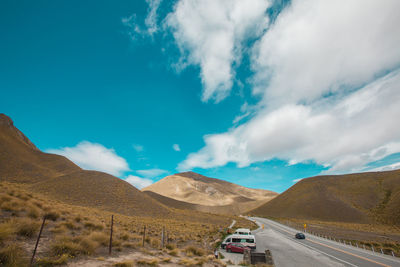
xmin=221 ymin=234 xmax=256 ymax=250
xmin=234 ymin=228 xmax=251 ymax=235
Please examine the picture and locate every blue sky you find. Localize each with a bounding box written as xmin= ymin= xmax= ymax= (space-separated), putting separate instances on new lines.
xmin=1 ymin=0 xmax=400 ymax=193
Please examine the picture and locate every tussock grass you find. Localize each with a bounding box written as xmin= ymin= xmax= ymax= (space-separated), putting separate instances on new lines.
xmin=0 ymin=181 xmax=246 ymax=264
xmin=113 ymin=260 xmax=134 ymax=267
xmin=0 ymin=243 xmax=28 ymax=266
xmin=50 ymin=236 xmax=83 ymax=256
xmin=185 ymin=246 xmax=205 ymax=256
xmin=14 ymin=218 xmax=40 ymax=237
xmin=0 ymin=221 xmax=14 ymax=242
xmin=35 ymin=254 xmax=69 ymax=266
xmin=136 ymin=258 xmax=159 ymax=266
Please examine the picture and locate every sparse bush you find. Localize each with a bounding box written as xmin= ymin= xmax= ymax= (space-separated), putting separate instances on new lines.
xmin=15 ymin=218 xmax=40 ymax=237
xmin=161 ymin=257 xmax=171 ymax=263
xmin=136 ymin=258 xmax=159 ymax=266
xmin=0 ymin=243 xmax=28 ymax=266
xmin=166 ymin=243 xmax=176 ymax=250
xmin=51 ymin=236 xmax=83 ymax=257
xmin=113 ymin=261 xmax=134 ymax=267
xmin=179 ymin=258 xmax=197 ymax=266
xmin=168 ymin=248 xmax=179 ymax=256
xmin=79 ymin=237 xmax=99 ymax=255
xmin=44 ymin=211 xmax=60 ymax=221
xmin=89 ymin=231 xmax=108 ymax=246
xmin=36 ymin=254 xmax=69 ymax=266
xmin=185 ymin=246 xmax=205 ymax=256
xmin=84 ymin=221 xmax=104 ymax=231
xmin=28 ymin=206 xmax=40 ymax=219
xmin=0 ymin=222 xmax=14 ymax=242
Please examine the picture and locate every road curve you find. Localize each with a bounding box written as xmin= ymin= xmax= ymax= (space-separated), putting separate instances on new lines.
xmin=251 ymin=217 xmax=400 ymax=267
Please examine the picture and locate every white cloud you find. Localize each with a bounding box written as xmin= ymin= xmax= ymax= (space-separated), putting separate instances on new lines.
xmin=292 ymin=178 xmax=303 ymax=183
xmin=367 ymin=162 xmax=400 ymax=172
xmin=173 ymin=144 xmax=181 ymax=151
xmin=47 ymin=141 xmax=130 ymax=176
xmin=252 ymin=0 xmax=400 ymax=107
xmin=165 ymin=0 xmax=272 ymax=102
xmin=179 ymin=70 xmax=400 ymax=173
xmin=122 ymin=0 xmax=162 ymax=40
xmin=136 ymin=168 xmax=168 ymax=178
xmin=133 ymin=144 xmax=144 ymax=152
xmin=125 ymin=175 xmax=153 ymax=189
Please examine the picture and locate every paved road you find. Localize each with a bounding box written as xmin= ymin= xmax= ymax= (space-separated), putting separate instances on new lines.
xmin=251 ymin=217 xmax=400 ymax=267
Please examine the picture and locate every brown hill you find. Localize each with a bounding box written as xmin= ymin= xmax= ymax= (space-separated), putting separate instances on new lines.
xmin=250 ymin=170 xmax=400 ymax=225
xmin=0 ymin=114 xmax=81 ymax=183
xmin=143 ymin=171 xmax=277 ymax=214
xmin=0 ymin=113 xmax=169 ymax=217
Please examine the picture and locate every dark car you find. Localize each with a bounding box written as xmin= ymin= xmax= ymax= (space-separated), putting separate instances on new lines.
xmin=226 ymin=243 xmax=249 ymax=254
xmin=295 ymin=233 xmax=306 ymax=239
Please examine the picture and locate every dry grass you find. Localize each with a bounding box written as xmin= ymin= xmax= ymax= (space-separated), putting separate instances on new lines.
xmin=0 ymin=181 xmax=248 ymax=265
xmin=0 ymin=243 xmax=28 ymax=266
xmin=136 ymin=258 xmax=159 ymax=266
xmin=113 ymin=260 xmax=134 ymax=267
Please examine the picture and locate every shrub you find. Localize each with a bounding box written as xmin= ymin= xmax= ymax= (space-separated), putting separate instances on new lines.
xmin=84 ymin=222 xmax=104 ymax=231
xmin=0 ymin=222 xmax=14 ymax=242
xmin=113 ymin=261 xmax=134 ymax=267
xmin=136 ymin=258 xmax=159 ymax=266
xmin=0 ymin=243 xmax=28 ymax=266
xmin=51 ymin=236 xmax=83 ymax=257
xmin=28 ymin=206 xmax=40 ymax=219
xmin=166 ymin=243 xmax=176 ymax=250
xmin=89 ymin=231 xmax=109 ymax=246
xmin=15 ymin=218 xmax=40 ymax=237
xmin=44 ymin=211 xmax=60 ymax=221
xmin=185 ymin=246 xmax=205 ymax=256
xmin=79 ymin=237 xmax=99 ymax=255
xmin=168 ymin=249 xmax=179 ymax=256
xmin=36 ymin=254 xmax=69 ymax=266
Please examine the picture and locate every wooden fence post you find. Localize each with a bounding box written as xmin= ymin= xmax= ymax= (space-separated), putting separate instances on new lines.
xmin=30 ymin=216 xmax=46 ymax=267
xmin=143 ymin=225 xmax=146 ymax=247
xmin=161 ymin=226 xmax=165 ymax=249
xmin=109 ymin=215 xmax=114 ymax=255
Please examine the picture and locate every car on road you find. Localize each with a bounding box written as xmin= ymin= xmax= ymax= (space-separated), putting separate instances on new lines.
xmin=221 ymin=234 xmax=256 ymax=250
xmin=295 ymin=233 xmax=306 ymax=239
xmin=225 ymin=243 xmax=249 ymax=254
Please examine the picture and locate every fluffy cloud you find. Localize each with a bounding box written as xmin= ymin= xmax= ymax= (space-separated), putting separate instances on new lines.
xmin=173 ymin=144 xmax=181 ymax=151
xmin=252 ymin=0 xmax=400 ymax=107
xmin=165 ymin=0 xmax=272 ymax=102
xmin=136 ymin=168 xmax=168 ymax=178
xmin=125 ymin=175 xmax=153 ymax=189
xmin=47 ymin=141 xmax=130 ymax=176
xmin=179 ymin=70 xmax=400 ymax=173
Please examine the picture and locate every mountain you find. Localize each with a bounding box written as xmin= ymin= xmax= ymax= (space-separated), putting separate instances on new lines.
xmin=142 ymin=171 xmax=278 ymax=214
xmin=0 ymin=114 xmax=80 ymax=183
xmin=250 ymin=170 xmax=400 ymax=225
xmin=0 ymin=113 xmax=170 ymax=217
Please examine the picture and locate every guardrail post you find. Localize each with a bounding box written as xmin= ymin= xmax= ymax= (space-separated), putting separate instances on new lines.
xmin=380 ymin=248 xmax=384 ymax=254
xmin=363 ymin=244 xmax=365 ymax=249
xmin=392 ymin=251 xmax=395 ymax=257
xmin=372 ymin=245 xmax=375 ymax=252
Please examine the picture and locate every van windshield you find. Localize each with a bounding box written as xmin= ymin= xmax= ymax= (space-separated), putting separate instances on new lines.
xmin=232 ymin=238 xmax=254 ymax=243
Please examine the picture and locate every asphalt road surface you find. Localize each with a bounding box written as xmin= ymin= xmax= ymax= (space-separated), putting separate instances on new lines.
xmin=251 ymin=217 xmax=400 ymax=267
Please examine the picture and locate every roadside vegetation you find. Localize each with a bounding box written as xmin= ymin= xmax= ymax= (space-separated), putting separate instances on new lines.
xmin=0 ymin=181 xmax=254 ymax=266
